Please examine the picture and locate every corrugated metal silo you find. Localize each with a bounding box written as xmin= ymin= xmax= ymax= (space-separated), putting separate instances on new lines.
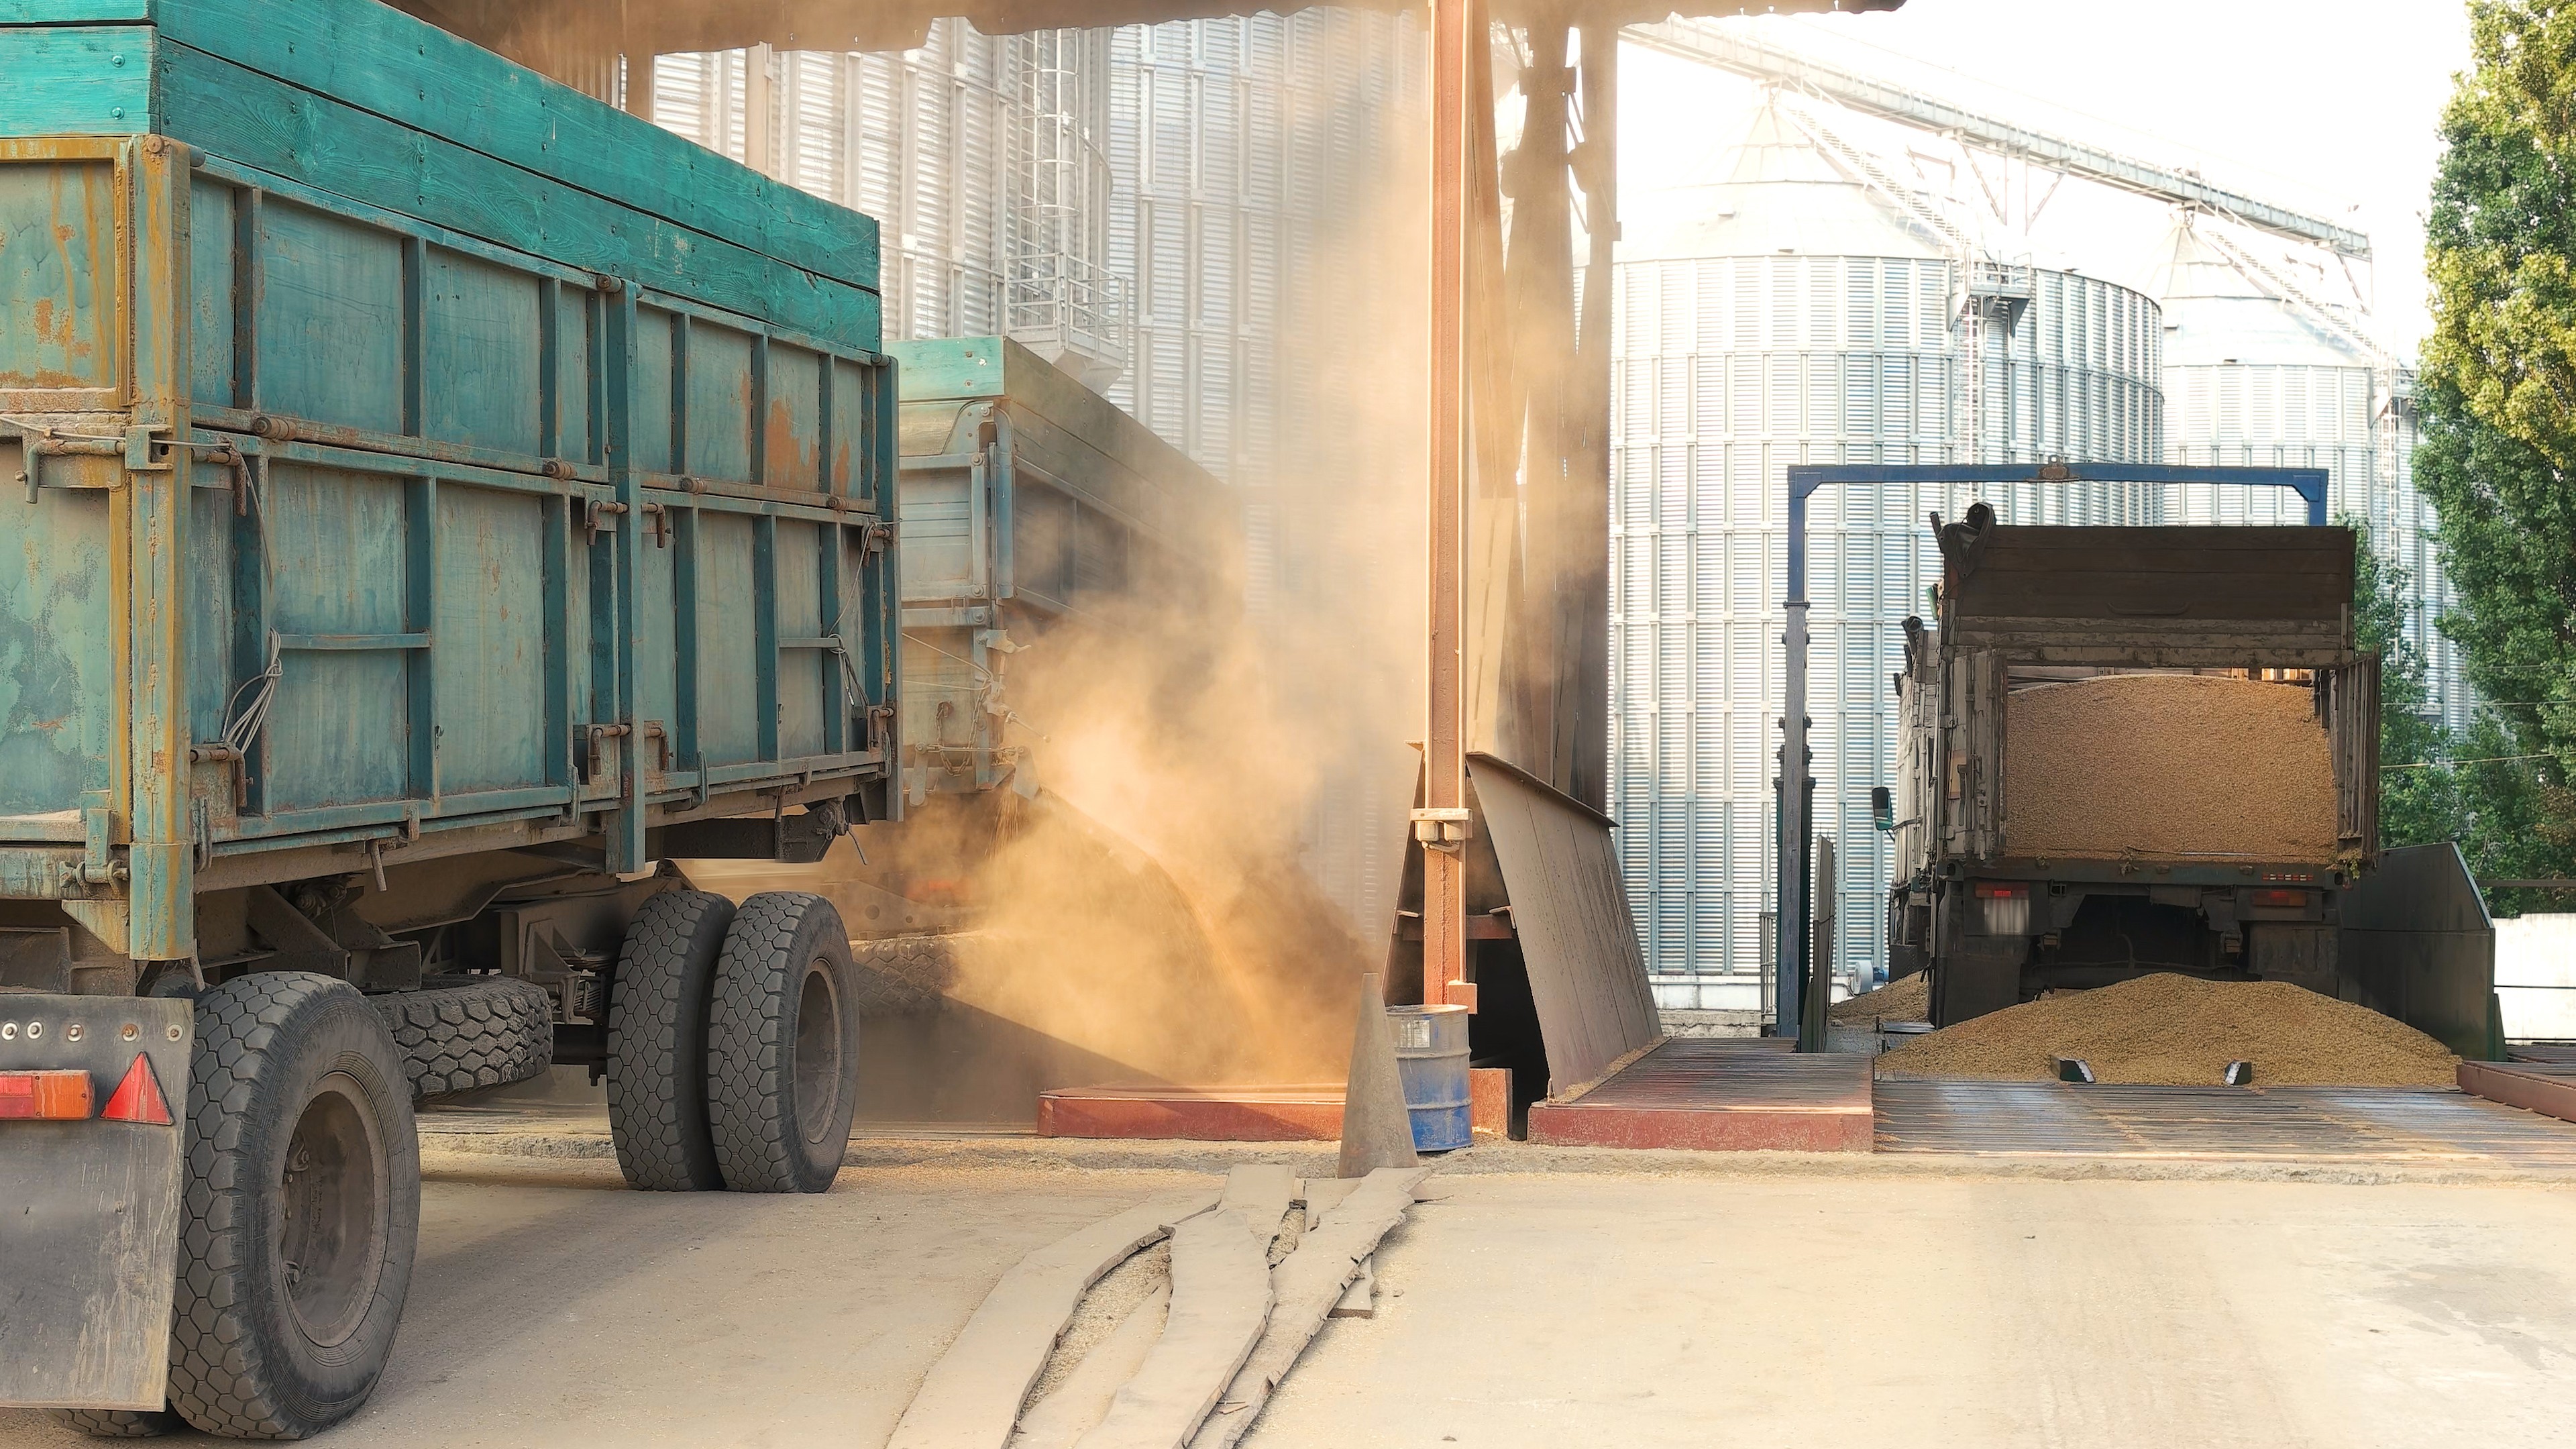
xmin=2152 ymin=223 xmax=2465 ymax=732
xmin=1609 ymin=101 xmax=2165 ymax=1011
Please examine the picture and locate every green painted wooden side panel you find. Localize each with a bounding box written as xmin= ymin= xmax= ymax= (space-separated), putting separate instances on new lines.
xmin=432 ymin=485 xmax=547 ymax=794
xmin=261 ymin=462 xmax=410 ymax=812
xmin=0 ymin=156 xmax=121 ymax=388
xmin=776 ymin=520 xmax=824 ymax=761
xmin=183 ymin=486 xmax=231 ymax=746
xmin=145 ymin=0 xmax=879 ymax=292
xmin=151 ymin=42 xmax=881 ymax=351
xmin=0 ymin=474 xmax=114 ymax=816
xmin=421 ymin=249 xmax=543 ymax=458
xmin=0 ymin=3 xmax=150 ymax=22
xmin=184 ymin=173 xmax=230 ymax=405
xmin=255 ymin=195 xmax=407 ymax=435
xmin=0 ymin=26 xmax=156 ymax=134
xmin=683 ymin=319 xmax=754 ymax=484
xmin=695 ymin=513 xmax=758 ymax=767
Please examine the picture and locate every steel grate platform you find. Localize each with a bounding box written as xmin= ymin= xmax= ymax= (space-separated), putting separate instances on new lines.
xmin=1874 ymin=1079 xmax=2576 ymax=1165
xmin=1527 ymin=1040 xmax=1876 ymax=1152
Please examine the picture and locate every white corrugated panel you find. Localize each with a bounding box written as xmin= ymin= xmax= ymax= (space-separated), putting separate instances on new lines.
xmin=1103 ymin=11 xmax=1424 ymax=943
xmin=1611 ymin=250 xmax=2163 ymax=1002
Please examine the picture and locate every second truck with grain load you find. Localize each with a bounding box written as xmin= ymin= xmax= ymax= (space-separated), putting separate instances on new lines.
xmin=1878 ymin=507 xmax=2382 ymax=1027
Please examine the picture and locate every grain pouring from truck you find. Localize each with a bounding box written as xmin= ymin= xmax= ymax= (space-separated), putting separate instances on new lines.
xmin=0 ymin=0 xmax=904 ymax=1434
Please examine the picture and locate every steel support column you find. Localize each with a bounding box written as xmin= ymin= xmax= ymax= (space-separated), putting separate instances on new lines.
xmin=1419 ymin=0 xmax=1475 ymax=1010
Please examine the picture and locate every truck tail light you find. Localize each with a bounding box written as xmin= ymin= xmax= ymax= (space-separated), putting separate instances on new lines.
xmin=0 ymin=1070 xmax=95 ymax=1121
xmin=2250 ymin=888 xmax=2311 ymax=908
xmin=1972 ymin=881 xmax=2030 ymax=936
xmin=100 ymin=1053 xmax=173 ymax=1126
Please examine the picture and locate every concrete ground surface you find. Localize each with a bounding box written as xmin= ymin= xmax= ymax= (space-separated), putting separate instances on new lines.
xmin=5 ymin=1159 xmax=2573 ymax=1447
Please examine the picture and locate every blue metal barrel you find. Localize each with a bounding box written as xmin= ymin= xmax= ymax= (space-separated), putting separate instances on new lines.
xmin=1386 ymin=1006 xmax=1472 ymax=1151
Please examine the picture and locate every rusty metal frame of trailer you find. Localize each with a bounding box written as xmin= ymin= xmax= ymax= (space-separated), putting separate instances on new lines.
xmin=1770 ymin=462 xmax=2332 ymax=1034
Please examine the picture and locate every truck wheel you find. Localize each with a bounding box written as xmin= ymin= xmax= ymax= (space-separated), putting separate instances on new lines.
xmin=607 ymin=890 xmax=736 ymax=1191
xmin=45 ymin=1406 xmax=182 ymax=1438
xmin=371 ymin=974 xmax=554 ymax=1105
xmin=707 ymin=892 xmax=861 ymax=1193
xmin=169 ymin=973 xmax=419 ymax=1440
xmin=849 ymin=932 xmax=965 ymax=1015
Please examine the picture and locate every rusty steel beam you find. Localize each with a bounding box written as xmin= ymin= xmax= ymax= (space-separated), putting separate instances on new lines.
xmin=1417 ymin=0 xmax=1474 ymax=1013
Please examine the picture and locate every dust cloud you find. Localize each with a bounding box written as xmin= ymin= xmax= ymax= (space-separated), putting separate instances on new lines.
xmin=693 ymin=61 xmax=1433 ymax=1108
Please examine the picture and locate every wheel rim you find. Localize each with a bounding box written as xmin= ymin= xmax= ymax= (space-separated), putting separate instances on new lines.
xmin=793 ymin=961 xmax=845 ymax=1148
xmin=276 ymin=1070 xmax=390 ymax=1348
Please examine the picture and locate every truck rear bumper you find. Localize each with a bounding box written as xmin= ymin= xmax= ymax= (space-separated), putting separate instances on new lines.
xmin=0 ymin=994 xmax=190 ymax=1410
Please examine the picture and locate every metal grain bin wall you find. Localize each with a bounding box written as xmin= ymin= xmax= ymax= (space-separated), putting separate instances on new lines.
xmin=2151 ymin=222 xmax=2467 ymax=734
xmin=1608 ymin=101 xmax=2163 ymax=1010
xmin=888 ymin=335 xmax=1226 ymax=802
xmin=0 ymin=0 xmax=899 ymax=965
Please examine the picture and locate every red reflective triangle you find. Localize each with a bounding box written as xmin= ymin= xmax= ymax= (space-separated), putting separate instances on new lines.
xmin=101 ymin=1053 xmax=172 ymax=1126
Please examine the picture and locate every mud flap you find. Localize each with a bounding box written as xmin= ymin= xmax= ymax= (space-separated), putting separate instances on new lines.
xmin=0 ymin=995 xmax=191 ymax=1410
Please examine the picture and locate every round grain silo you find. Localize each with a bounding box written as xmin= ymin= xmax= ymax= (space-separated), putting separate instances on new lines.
xmin=2151 ymin=221 xmax=2465 ymax=731
xmin=1609 ymin=99 xmax=2165 ymax=1012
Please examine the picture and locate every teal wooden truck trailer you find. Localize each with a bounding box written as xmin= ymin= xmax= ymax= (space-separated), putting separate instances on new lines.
xmin=888 ymin=335 xmax=1228 ymax=805
xmin=0 ymin=0 xmax=900 ymax=1434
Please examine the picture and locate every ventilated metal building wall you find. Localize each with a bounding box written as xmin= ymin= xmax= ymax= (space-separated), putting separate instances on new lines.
xmin=1104 ymin=12 xmax=1426 ymax=941
xmin=1609 ymin=256 xmax=2163 ymax=1008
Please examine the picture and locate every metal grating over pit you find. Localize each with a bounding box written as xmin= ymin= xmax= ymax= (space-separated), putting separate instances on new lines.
xmin=1527 ymin=1040 xmax=1876 ymax=1152
xmin=1873 ymin=1079 xmax=2576 ymax=1165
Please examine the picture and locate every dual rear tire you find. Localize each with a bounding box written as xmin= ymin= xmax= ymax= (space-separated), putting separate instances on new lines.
xmin=606 ymin=890 xmax=860 ymax=1194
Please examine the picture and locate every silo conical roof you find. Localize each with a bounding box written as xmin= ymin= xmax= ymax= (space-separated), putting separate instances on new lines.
xmin=1621 ymin=99 xmax=1951 ymax=263
xmin=2148 ymin=220 xmax=2375 ymax=368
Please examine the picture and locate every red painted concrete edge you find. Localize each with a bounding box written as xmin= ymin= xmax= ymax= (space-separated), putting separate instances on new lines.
xmin=1038 ymin=1073 xmax=1515 ymax=1143
xmin=1038 ymin=1095 xmax=1344 ymax=1142
xmin=2459 ymin=1061 xmax=2576 ymax=1125
xmin=1523 ymin=1103 xmax=1876 ymax=1153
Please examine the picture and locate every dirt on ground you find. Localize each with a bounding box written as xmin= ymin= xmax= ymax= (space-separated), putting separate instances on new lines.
xmin=1875 ymin=972 xmax=2459 ymax=1086
xmin=1831 ymin=973 xmax=1930 ymax=1024
xmin=2004 ymin=674 xmax=2338 ymax=861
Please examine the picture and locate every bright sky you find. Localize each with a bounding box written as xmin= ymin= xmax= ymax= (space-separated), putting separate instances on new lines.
xmin=1619 ymin=0 xmax=2475 ymax=353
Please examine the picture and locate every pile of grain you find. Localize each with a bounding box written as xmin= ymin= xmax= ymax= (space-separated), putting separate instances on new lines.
xmin=1875 ymin=973 xmax=2457 ymax=1086
xmin=1830 ymin=973 xmax=1929 ymax=1024
xmin=2004 ymin=674 xmax=2337 ymax=861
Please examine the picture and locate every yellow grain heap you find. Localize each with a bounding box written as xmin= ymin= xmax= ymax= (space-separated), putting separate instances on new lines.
xmin=1830 ymin=973 xmax=1929 ymax=1024
xmin=2004 ymin=674 xmax=2338 ymax=861
xmin=1875 ymin=973 xmax=2458 ymax=1086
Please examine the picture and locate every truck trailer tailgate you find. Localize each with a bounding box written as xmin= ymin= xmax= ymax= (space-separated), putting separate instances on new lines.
xmin=0 ymin=996 xmax=190 ymax=1410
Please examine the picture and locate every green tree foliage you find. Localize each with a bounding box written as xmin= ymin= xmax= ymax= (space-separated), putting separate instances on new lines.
xmin=2416 ymin=0 xmax=2576 ymax=906
xmin=2345 ymin=517 xmax=2459 ymax=849
xmin=2426 ymin=1 xmax=2576 ymax=470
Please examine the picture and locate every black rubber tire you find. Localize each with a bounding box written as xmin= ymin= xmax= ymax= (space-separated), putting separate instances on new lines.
xmin=708 ymin=892 xmax=861 ymax=1194
xmin=370 ymin=974 xmax=554 ymax=1105
xmin=170 ymin=973 xmax=419 ymax=1440
xmin=606 ymin=890 xmax=736 ymax=1191
xmin=849 ymin=932 xmax=965 ymax=1015
xmin=46 ymin=1406 xmax=182 ymax=1438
